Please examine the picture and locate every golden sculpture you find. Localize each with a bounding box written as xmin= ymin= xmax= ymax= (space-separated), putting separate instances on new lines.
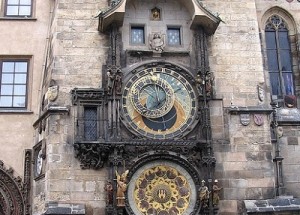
xmin=199 ymin=180 xmax=210 ymax=208
xmin=151 ymin=7 xmax=160 ymax=20
xmin=116 ymin=169 xmax=129 ymax=207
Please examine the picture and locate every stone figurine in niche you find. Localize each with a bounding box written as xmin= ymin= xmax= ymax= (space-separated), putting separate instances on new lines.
xmin=149 ymin=33 xmax=165 ymax=53
xmin=151 ymin=7 xmax=161 ymax=20
xmin=199 ymin=180 xmax=210 ymax=209
xmin=212 ymin=179 xmax=222 ymax=207
xmin=115 ymin=169 xmax=129 ymax=207
xmin=107 ymin=66 xmax=122 ymax=95
xmin=105 ymin=180 xmax=113 ymax=205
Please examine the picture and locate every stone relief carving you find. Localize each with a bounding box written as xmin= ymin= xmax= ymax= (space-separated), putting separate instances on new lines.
xmin=257 ymin=84 xmax=265 ymax=102
xmin=149 ymin=33 xmax=165 ymax=53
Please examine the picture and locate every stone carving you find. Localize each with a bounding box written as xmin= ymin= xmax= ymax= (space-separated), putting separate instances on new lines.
xmin=240 ymin=114 xmax=250 ymax=126
xmin=254 ymin=114 xmax=264 ymax=126
xmin=107 ymin=65 xmax=122 ymax=95
xmin=74 ymin=143 xmax=109 ymax=169
xmin=115 ymin=169 xmax=129 ymax=207
xmin=46 ymin=85 xmax=59 ymax=102
xmin=149 ymin=33 xmax=165 ymax=53
xmin=105 ymin=180 xmax=113 ymax=205
xmin=71 ymin=88 xmax=105 ymax=105
xmin=0 ymin=157 xmax=32 ymax=215
xmin=277 ymin=127 xmax=283 ymax=138
xmin=212 ymin=179 xmax=222 ymax=207
xmin=257 ymin=84 xmax=265 ymax=102
xmin=199 ymin=180 xmax=210 ymax=209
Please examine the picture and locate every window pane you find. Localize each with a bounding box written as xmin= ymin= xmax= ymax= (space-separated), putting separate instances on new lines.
xmin=19 ymin=6 xmax=31 ymax=16
xmin=20 ymin=0 xmax=31 ymax=4
xmin=266 ymin=50 xmax=279 ymax=71
xmin=84 ymin=107 xmax=98 ymax=141
xmin=282 ymin=73 xmax=294 ymax=95
xmin=131 ymin=27 xmax=145 ymax=44
xmin=167 ymin=28 xmax=181 ymax=45
xmin=2 ymin=62 xmax=14 ymax=73
xmin=14 ymin=85 xmax=26 ymax=95
xmin=0 ymin=60 xmax=28 ymax=108
xmin=2 ymin=74 xmax=14 ymax=84
xmin=1 ymin=85 xmax=13 ymax=95
xmin=7 ymin=0 xmax=19 ymax=4
xmin=15 ymin=62 xmax=27 ymax=73
xmin=15 ymin=74 xmax=27 ymax=84
xmin=280 ymin=50 xmax=292 ymax=71
xmin=6 ymin=6 xmax=19 ymax=15
xmin=265 ymin=31 xmax=277 ymax=49
xmin=13 ymin=96 xmax=26 ymax=107
xmin=0 ymin=96 xmax=13 ymax=107
xmin=278 ymin=31 xmax=290 ymax=49
xmin=269 ymin=73 xmax=281 ymax=96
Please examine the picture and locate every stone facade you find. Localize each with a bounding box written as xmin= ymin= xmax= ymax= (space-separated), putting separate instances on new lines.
xmin=1 ymin=0 xmax=300 ymax=215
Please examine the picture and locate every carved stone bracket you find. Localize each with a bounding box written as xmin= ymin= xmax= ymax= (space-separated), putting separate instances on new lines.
xmin=201 ymin=155 xmax=216 ymax=167
xmin=74 ymin=143 xmax=111 ymax=169
xmin=74 ymin=140 xmax=207 ymax=170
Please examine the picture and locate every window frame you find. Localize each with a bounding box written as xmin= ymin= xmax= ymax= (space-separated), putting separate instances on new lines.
xmin=167 ymin=26 xmax=182 ymax=46
xmin=0 ymin=59 xmax=30 ymax=109
xmin=83 ymin=106 xmax=99 ymax=141
xmin=261 ymin=11 xmax=299 ymax=108
xmin=4 ymin=0 xmax=33 ymax=17
xmin=130 ymin=25 xmax=146 ymax=45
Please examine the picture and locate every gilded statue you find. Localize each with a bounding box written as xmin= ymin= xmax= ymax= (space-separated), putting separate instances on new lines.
xmin=115 ymin=169 xmax=129 ymax=207
xmin=199 ymin=180 xmax=210 ymax=208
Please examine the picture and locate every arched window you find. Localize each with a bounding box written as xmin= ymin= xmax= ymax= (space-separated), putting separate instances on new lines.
xmin=265 ymin=15 xmax=294 ymax=101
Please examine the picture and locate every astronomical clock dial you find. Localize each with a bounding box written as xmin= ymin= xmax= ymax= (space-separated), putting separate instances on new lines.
xmin=122 ymin=67 xmax=197 ymax=139
xmin=127 ymin=161 xmax=197 ymax=215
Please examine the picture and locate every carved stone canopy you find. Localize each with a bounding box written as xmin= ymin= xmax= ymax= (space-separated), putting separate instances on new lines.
xmin=97 ymin=0 xmax=221 ymax=35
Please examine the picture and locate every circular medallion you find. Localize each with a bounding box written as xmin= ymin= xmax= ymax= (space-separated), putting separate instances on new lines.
xmin=127 ymin=161 xmax=197 ymax=215
xmin=122 ymin=66 xmax=197 ymax=139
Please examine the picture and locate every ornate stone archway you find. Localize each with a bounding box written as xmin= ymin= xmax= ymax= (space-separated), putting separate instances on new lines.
xmin=0 ymin=151 xmax=31 ymax=215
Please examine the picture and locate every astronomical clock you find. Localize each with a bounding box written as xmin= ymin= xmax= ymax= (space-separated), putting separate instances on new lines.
xmin=72 ymin=1 xmax=221 ymax=214
xmin=121 ymin=66 xmax=198 ymax=139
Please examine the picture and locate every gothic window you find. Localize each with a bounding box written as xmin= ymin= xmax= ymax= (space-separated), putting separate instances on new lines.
xmin=265 ymin=15 xmax=294 ymax=102
xmin=131 ymin=26 xmax=145 ymax=44
xmin=167 ymin=27 xmax=181 ymax=46
xmin=0 ymin=59 xmax=28 ymax=108
xmin=5 ymin=0 xmax=32 ymax=17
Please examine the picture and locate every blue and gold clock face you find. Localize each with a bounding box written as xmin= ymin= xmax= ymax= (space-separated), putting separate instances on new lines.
xmin=122 ymin=67 xmax=197 ymax=139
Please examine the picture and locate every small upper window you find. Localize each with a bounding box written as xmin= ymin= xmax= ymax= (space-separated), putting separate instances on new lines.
xmin=131 ymin=26 xmax=145 ymax=45
xmin=167 ymin=27 xmax=181 ymax=46
xmin=0 ymin=60 xmax=28 ymax=108
xmin=265 ymin=15 xmax=294 ymax=103
xmin=5 ymin=0 xmax=32 ymax=17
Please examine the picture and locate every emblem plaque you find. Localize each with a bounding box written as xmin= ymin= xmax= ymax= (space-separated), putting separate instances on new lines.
xmin=240 ymin=114 xmax=250 ymax=126
xmin=254 ymin=114 xmax=264 ymax=126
